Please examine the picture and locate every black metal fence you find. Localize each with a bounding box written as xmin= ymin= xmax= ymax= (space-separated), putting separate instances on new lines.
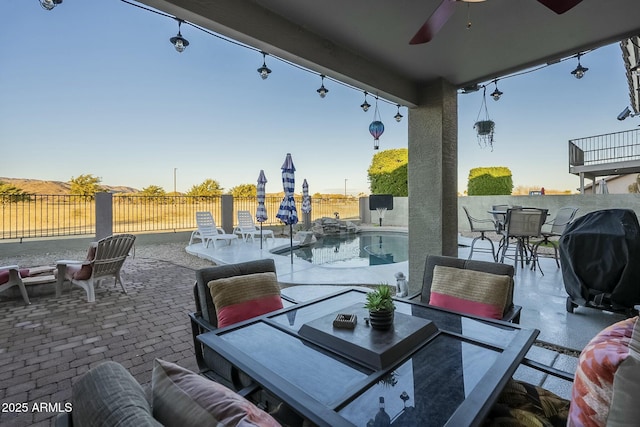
xmin=0 ymin=194 xmax=360 ymax=241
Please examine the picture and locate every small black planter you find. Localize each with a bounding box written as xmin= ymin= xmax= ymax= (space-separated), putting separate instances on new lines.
xmin=369 ymin=310 xmax=394 ymax=330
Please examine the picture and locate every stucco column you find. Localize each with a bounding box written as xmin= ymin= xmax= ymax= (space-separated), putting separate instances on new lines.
xmin=407 ymin=79 xmax=458 ymax=293
xmin=95 ymin=192 xmax=113 ymax=240
xmin=221 ymin=195 xmax=234 ymax=234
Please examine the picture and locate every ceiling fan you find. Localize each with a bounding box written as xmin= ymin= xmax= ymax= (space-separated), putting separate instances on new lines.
xmin=409 ymin=0 xmax=584 ymax=45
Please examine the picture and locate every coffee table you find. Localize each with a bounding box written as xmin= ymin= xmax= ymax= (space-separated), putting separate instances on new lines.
xmin=198 ymin=288 xmax=538 ymax=426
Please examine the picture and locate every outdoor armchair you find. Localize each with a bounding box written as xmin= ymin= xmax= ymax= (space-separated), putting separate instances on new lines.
xmin=56 ymin=234 xmax=136 ymax=303
xmin=410 ymin=254 xmax=521 ymax=323
xmin=189 ymin=259 xmax=296 ymax=390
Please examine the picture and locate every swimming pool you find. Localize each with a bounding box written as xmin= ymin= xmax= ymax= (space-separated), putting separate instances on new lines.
xmin=274 ymin=232 xmax=408 ymax=268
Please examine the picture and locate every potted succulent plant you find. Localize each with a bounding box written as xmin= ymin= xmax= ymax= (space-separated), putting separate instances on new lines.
xmin=365 ymin=284 xmax=396 ymax=330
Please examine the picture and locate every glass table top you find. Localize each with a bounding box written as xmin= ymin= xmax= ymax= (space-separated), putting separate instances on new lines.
xmin=201 ymin=288 xmax=538 ymax=427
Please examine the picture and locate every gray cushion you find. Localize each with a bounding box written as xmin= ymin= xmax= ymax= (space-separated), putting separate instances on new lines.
xmin=72 ymin=361 xmax=161 ymax=427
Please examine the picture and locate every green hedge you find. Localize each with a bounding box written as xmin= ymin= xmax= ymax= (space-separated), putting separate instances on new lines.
xmin=467 ymin=167 xmax=513 ymax=195
xmin=367 ymin=149 xmax=408 ymax=196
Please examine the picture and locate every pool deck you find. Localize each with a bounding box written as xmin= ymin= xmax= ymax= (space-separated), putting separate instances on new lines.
xmin=186 ymin=226 xmax=409 ymax=287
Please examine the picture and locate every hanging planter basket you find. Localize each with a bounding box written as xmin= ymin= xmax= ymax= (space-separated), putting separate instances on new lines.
xmin=474 ymin=88 xmax=496 ymax=150
xmin=474 ymin=119 xmax=495 ymax=136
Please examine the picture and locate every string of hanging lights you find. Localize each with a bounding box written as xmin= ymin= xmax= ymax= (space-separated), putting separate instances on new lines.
xmin=37 ymin=0 xmax=407 ymax=149
xmin=466 ymin=49 xmax=593 ymax=100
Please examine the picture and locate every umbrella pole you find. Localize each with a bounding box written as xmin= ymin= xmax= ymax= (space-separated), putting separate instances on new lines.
xmin=260 ymin=223 xmax=263 ymax=250
xmin=290 ymin=224 xmax=293 ymax=264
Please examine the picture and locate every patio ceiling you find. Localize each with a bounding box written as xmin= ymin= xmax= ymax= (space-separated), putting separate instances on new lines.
xmin=138 ymin=0 xmax=640 ymax=106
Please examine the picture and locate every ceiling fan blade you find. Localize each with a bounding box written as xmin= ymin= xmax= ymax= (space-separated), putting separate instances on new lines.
xmin=537 ymin=0 xmax=583 ymax=14
xmin=409 ymin=0 xmax=457 ymax=45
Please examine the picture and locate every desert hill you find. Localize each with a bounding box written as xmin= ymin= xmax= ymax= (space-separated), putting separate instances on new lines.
xmin=0 ymin=177 xmax=138 ymax=195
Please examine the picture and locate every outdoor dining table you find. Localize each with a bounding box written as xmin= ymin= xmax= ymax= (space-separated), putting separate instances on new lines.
xmin=198 ymin=288 xmax=539 ymax=426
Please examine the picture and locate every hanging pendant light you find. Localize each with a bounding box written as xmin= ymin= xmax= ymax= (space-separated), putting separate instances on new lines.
xmin=361 ymin=92 xmax=371 ymax=112
xmin=369 ymin=97 xmax=385 ymax=150
xmin=490 ymin=80 xmax=503 ymax=101
xmin=317 ymin=75 xmax=329 ymax=98
xmin=169 ymin=20 xmax=189 ymax=53
xmin=394 ymin=104 xmax=403 ymax=122
xmin=257 ymin=52 xmax=272 ymax=80
xmin=571 ymin=53 xmax=588 ymax=79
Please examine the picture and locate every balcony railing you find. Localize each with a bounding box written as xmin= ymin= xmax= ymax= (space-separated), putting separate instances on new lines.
xmin=0 ymin=194 xmax=360 ymax=241
xmin=569 ymin=128 xmax=640 ymax=168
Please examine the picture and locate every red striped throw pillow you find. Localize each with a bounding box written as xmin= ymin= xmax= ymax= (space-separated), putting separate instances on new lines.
xmin=208 ymin=272 xmax=283 ymax=328
xmin=428 ymin=265 xmax=511 ymax=320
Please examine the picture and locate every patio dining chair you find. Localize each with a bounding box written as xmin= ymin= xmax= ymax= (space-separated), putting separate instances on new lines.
xmin=462 ymin=206 xmax=498 ymax=261
xmin=56 ymin=234 xmax=136 ymax=303
xmin=499 ymin=208 xmax=548 ymax=272
xmin=531 ymin=207 xmax=578 ymax=269
xmin=490 ymin=204 xmax=510 ymax=233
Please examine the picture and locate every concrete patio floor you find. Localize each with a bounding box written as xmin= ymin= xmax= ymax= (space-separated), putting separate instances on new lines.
xmin=0 ymin=230 xmax=632 ymax=425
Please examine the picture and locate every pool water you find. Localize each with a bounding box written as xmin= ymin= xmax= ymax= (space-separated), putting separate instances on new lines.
xmin=276 ymin=232 xmax=408 ymax=268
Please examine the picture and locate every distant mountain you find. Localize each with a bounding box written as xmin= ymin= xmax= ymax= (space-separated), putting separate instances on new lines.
xmin=0 ymin=177 xmax=139 ymax=195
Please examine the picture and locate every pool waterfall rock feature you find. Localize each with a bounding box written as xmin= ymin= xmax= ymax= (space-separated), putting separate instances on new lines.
xmin=311 ymin=217 xmax=358 ymax=237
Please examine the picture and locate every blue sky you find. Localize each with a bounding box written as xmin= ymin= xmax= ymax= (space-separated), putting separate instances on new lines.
xmin=1 ymin=1 xmax=636 ymax=195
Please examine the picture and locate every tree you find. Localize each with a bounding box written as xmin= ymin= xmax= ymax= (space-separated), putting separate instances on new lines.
xmin=186 ymin=179 xmax=224 ymax=197
xmin=0 ymin=181 xmax=31 ymax=203
xmin=140 ymin=185 xmax=166 ymax=197
xmin=69 ymin=174 xmax=103 ymax=200
xmin=467 ymin=167 xmax=513 ymax=195
xmin=367 ymin=148 xmax=408 ymax=196
xmin=228 ymin=184 xmax=256 ymax=198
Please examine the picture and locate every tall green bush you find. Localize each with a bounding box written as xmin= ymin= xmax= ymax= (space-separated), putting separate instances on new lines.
xmin=367 ymin=149 xmax=408 ymax=196
xmin=467 ymin=167 xmax=513 ymax=195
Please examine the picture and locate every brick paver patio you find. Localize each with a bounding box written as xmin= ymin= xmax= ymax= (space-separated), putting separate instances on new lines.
xmin=0 ymin=255 xmax=204 ymax=426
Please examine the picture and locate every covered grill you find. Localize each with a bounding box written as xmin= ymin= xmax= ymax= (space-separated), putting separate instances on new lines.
xmin=559 ymin=209 xmax=640 ymax=316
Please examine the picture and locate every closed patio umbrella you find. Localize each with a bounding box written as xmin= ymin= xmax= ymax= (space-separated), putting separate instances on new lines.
xmin=302 ymin=179 xmax=311 ymax=229
xmin=256 ymin=170 xmax=268 ymax=249
xmin=276 ymin=153 xmax=298 ymax=263
xmin=301 ymin=179 xmax=311 ymax=214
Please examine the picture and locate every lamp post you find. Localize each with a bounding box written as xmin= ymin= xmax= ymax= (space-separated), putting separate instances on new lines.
xmin=344 ymin=179 xmax=348 ymax=197
xmin=173 ymin=168 xmax=177 ymax=194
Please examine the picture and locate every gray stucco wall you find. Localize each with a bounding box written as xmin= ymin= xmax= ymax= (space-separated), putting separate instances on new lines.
xmin=361 ymin=194 xmax=640 ymax=230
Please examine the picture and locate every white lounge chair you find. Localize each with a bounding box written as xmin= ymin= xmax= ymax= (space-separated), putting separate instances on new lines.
xmin=56 ymin=234 xmax=136 ymax=303
xmin=233 ymin=210 xmax=274 ymax=242
xmin=190 ymin=211 xmax=238 ymax=248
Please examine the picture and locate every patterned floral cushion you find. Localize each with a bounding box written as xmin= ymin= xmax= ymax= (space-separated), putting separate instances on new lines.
xmin=568 ymin=316 xmax=640 ymax=427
